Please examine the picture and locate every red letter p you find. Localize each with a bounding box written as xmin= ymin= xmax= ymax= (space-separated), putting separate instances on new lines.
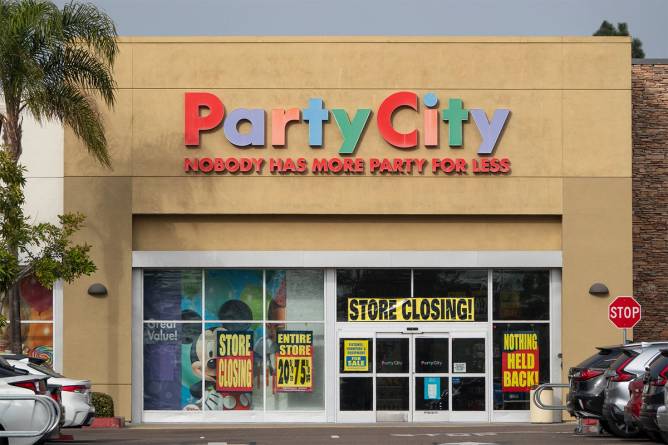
xmin=184 ymin=92 xmax=224 ymax=146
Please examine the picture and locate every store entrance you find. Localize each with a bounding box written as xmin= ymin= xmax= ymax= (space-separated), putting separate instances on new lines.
xmin=337 ymin=329 xmax=488 ymax=423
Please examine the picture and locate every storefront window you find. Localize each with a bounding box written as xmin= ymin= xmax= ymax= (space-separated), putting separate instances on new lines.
xmin=143 ymin=268 xmax=325 ymax=413
xmin=0 ymin=275 xmax=55 ymax=366
xmin=452 ymin=338 xmax=485 ymax=374
xmin=338 ymin=269 xmax=483 ymax=323
xmin=376 ymin=338 xmax=409 ymax=373
xmin=205 ymin=270 xmax=262 ymax=321
xmin=415 ymin=338 xmax=448 ymax=373
xmin=336 ymin=269 xmax=411 ymax=321
xmin=452 ymin=377 xmax=486 ymax=411
xmin=377 ymin=377 xmax=410 ymax=411
xmin=266 ymin=270 xmax=324 ymax=321
xmin=266 ymin=323 xmax=324 ymax=411
xmin=144 ymin=270 xmax=202 ymax=320
xmin=492 ymin=323 xmax=550 ymax=410
xmin=414 ymin=269 xmax=488 ymax=321
xmin=203 ymin=322 xmax=264 ymax=411
xmin=340 ymin=377 xmax=373 ymax=411
xmin=143 ymin=323 xmax=201 ymax=410
xmin=492 ymin=270 xmax=549 ymax=320
xmin=415 ymin=377 xmax=449 ymax=411
xmin=141 ymin=267 xmax=555 ymax=418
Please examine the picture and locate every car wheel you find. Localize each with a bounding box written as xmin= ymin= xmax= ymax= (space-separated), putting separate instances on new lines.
xmin=0 ymin=425 xmax=7 ymax=445
xmin=602 ymin=416 xmax=642 ymax=438
xmin=660 ymin=431 xmax=668 ymax=444
xmin=645 ymin=430 xmax=663 ymax=442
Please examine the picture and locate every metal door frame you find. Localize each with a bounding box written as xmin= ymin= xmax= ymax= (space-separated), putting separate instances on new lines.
xmin=411 ymin=331 xmax=451 ymax=422
xmin=336 ymin=327 xmax=489 ymax=423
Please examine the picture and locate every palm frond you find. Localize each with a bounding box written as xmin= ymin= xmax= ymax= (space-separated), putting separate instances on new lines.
xmin=0 ymin=0 xmax=118 ymax=167
xmin=43 ymin=45 xmax=116 ymax=106
xmin=61 ymin=1 xmax=117 ymax=65
xmin=36 ymin=82 xmax=110 ymax=167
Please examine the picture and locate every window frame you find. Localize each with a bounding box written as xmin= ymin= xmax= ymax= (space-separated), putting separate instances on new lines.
xmin=140 ymin=268 xmax=326 ymax=416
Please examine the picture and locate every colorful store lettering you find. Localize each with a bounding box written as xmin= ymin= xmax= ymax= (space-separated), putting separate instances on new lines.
xmin=184 ymin=92 xmax=510 ymax=155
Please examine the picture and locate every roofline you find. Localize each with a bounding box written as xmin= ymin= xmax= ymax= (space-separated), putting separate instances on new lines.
xmin=633 ymin=58 xmax=668 ymax=65
xmin=113 ymin=35 xmax=631 ymax=44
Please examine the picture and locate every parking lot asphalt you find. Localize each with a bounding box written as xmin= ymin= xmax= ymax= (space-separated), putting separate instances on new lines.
xmin=59 ymin=423 xmax=658 ymax=445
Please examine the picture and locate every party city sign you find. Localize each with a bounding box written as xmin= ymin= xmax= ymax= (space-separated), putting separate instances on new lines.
xmin=183 ymin=91 xmax=512 ymax=175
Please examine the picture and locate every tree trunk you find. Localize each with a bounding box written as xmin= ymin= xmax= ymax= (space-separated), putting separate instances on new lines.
xmin=3 ymin=113 xmax=24 ymax=353
xmin=1 ymin=113 xmax=22 ymax=162
xmin=9 ymin=282 xmax=21 ymax=354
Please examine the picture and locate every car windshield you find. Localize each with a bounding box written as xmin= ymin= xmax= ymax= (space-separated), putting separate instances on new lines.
xmin=609 ymin=350 xmax=638 ymax=370
xmin=647 ymin=354 xmax=668 ymax=379
xmin=0 ymin=357 xmax=27 ymax=376
xmin=576 ymin=349 xmax=624 ymax=369
xmin=28 ymin=363 xmax=63 ymax=378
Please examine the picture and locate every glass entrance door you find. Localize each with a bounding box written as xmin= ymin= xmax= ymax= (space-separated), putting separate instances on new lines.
xmin=337 ymin=329 xmax=488 ymax=423
xmin=412 ymin=333 xmax=450 ymax=421
xmin=375 ymin=334 xmax=411 ymax=421
xmin=449 ymin=333 xmax=487 ymax=422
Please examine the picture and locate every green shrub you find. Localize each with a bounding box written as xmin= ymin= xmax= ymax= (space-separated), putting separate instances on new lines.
xmin=91 ymin=392 xmax=114 ymax=417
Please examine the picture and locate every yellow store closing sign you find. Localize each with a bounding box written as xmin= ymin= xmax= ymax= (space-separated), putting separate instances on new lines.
xmin=216 ymin=331 xmax=254 ymax=392
xmin=275 ymin=331 xmax=313 ymax=392
xmin=347 ymin=297 xmax=475 ymax=322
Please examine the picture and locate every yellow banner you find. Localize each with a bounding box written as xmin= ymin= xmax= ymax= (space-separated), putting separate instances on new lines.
xmin=276 ymin=356 xmax=313 ymax=391
xmin=347 ymin=297 xmax=475 ymax=322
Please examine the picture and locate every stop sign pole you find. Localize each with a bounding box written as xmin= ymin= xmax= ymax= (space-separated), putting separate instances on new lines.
xmin=608 ymin=296 xmax=642 ymax=344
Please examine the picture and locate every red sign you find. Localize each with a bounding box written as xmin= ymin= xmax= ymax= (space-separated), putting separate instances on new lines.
xmin=216 ymin=331 xmax=254 ymax=392
xmin=501 ymin=332 xmax=539 ymax=392
xmin=608 ymin=296 xmax=642 ymax=329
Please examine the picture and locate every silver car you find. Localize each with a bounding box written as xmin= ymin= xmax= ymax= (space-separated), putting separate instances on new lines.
xmin=657 ymin=385 xmax=668 ymax=442
xmin=2 ymin=355 xmax=94 ymax=428
xmin=602 ymin=341 xmax=668 ymax=438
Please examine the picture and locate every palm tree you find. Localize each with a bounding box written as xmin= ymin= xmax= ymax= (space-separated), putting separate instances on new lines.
xmin=0 ymin=0 xmax=117 ymax=353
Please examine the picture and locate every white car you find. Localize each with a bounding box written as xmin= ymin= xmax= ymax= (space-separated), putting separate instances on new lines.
xmin=3 ymin=357 xmax=94 ymax=428
xmin=0 ymin=374 xmax=58 ymax=445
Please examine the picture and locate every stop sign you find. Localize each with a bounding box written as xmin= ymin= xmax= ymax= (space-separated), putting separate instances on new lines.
xmin=609 ymin=296 xmax=642 ymax=329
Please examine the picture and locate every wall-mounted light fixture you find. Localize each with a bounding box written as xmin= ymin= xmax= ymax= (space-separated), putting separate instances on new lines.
xmin=589 ymin=282 xmax=609 ymax=297
xmin=87 ymin=283 xmax=108 ymax=297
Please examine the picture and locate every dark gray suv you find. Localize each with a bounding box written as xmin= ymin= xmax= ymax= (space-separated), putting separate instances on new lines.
xmin=638 ymin=350 xmax=668 ymax=442
xmin=567 ymin=346 xmax=625 ymax=421
xmin=602 ymin=342 xmax=668 ymax=438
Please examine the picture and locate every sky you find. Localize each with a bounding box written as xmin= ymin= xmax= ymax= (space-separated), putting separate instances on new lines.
xmin=53 ymin=0 xmax=668 ymax=58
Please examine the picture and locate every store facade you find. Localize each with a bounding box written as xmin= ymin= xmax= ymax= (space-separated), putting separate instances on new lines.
xmin=61 ymin=36 xmax=632 ymax=423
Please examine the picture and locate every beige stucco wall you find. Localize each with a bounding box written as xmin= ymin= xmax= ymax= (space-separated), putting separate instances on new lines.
xmin=63 ymin=36 xmax=632 ymax=420
xmin=133 ymin=215 xmax=562 ymax=251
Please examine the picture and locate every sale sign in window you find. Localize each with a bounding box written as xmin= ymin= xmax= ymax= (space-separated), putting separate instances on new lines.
xmin=275 ymin=331 xmax=313 ymax=392
xmin=343 ymin=339 xmax=369 ymax=372
xmin=502 ymin=332 xmax=539 ymax=392
xmin=216 ymin=331 xmax=254 ymax=392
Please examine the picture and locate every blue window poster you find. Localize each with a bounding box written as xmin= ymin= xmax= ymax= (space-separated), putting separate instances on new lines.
xmin=424 ymin=376 xmax=441 ymax=400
